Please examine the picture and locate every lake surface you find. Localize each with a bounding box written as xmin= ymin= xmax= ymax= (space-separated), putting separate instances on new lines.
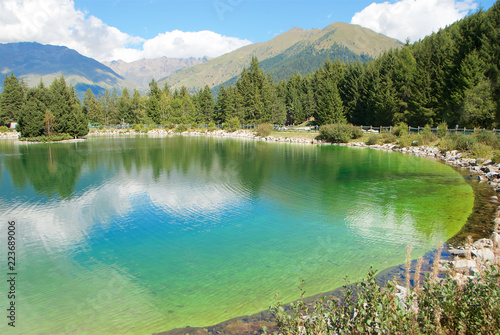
xmin=0 ymin=136 xmax=473 ymax=334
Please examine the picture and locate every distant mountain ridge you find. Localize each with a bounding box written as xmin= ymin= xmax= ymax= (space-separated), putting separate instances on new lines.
xmin=103 ymin=56 xmax=211 ymax=89
xmin=0 ymin=42 xmax=129 ymax=97
xmin=160 ymin=22 xmax=403 ymax=92
xmin=0 ymin=22 xmax=402 ymax=97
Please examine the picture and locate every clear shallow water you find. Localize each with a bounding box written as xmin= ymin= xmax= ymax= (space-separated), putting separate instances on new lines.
xmin=0 ymin=136 xmax=473 ymax=334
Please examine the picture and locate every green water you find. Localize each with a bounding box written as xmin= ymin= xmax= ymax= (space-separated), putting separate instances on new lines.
xmin=0 ymin=136 xmax=473 ymax=334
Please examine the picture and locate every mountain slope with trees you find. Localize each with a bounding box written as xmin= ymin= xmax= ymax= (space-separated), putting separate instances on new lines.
xmin=0 ymin=42 xmax=132 ymax=97
xmin=160 ymin=23 xmax=403 ymax=92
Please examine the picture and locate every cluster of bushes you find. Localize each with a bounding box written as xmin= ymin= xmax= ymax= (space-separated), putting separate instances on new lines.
xmin=267 ymin=245 xmax=500 ymax=335
xmin=0 ymin=125 xmax=12 ymax=132
xmin=318 ymin=123 xmax=363 ymax=143
xmin=19 ymin=133 xmax=73 ymax=142
xmin=438 ymin=131 xmax=500 ymax=160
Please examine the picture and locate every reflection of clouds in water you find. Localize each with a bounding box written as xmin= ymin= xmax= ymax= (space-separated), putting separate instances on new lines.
xmin=147 ymin=168 xmax=243 ymax=215
xmin=0 ymin=165 xmax=245 ymax=251
xmin=345 ymin=202 xmax=429 ymax=247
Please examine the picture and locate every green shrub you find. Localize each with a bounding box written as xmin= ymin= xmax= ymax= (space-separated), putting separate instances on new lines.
xmin=227 ymin=117 xmax=240 ymax=132
xmin=439 ymin=136 xmax=455 ymax=152
xmin=22 ymin=133 xmax=72 ymax=142
xmin=319 ymin=123 xmax=360 ymax=143
xmin=175 ymin=124 xmax=188 ymax=133
xmin=255 ymin=124 xmax=273 ymax=137
xmin=133 ymin=124 xmax=143 ymax=132
xmin=492 ymin=151 xmax=500 ymax=164
xmin=0 ymin=125 xmax=8 ymax=132
xmin=393 ymin=122 xmax=409 ymax=137
xmin=364 ymin=134 xmax=379 ymax=145
xmin=452 ymin=133 xmax=477 ymax=151
xmin=420 ymin=124 xmax=437 ymax=144
xmin=269 ymin=264 xmax=500 ymax=335
xmin=437 ymin=121 xmax=449 ymax=138
xmin=397 ymin=136 xmax=412 ymax=148
xmin=475 ymin=130 xmax=499 ymax=149
xmin=471 ymin=142 xmax=492 ymax=159
xmin=208 ymin=121 xmax=217 ymax=132
xmin=351 ymin=126 xmax=363 ymax=139
xmin=381 ymin=132 xmax=397 ymax=144
xmin=439 ymin=133 xmax=478 ymax=152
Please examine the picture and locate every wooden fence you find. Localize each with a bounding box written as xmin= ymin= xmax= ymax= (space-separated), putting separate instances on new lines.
xmin=89 ymin=123 xmax=498 ymax=135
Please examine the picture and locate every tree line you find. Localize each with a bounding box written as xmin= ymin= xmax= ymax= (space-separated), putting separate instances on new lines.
xmin=1 ymin=1 xmax=499 ymax=135
xmin=0 ymin=75 xmax=88 ymax=138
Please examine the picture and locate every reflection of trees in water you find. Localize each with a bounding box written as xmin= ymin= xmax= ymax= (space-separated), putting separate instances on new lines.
xmin=1 ymin=137 xmax=324 ymax=200
xmin=1 ymin=137 xmax=463 ymax=233
xmin=4 ymin=143 xmax=88 ymax=199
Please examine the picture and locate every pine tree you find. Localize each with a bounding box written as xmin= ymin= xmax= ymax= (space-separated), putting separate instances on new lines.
xmin=214 ymin=84 xmax=228 ymax=123
xmin=0 ymin=73 xmax=24 ymax=127
xmin=17 ymin=84 xmax=47 ymax=137
xmin=286 ymin=73 xmax=305 ymax=124
xmin=459 ymin=77 xmax=497 ymax=128
xmin=339 ymin=62 xmax=362 ymax=123
xmin=314 ymin=60 xmax=345 ymax=125
xmin=147 ymin=79 xmax=162 ymax=124
xmin=117 ymin=88 xmax=132 ymax=124
xmin=108 ymin=88 xmax=119 ymax=124
xmin=48 ymin=76 xmax=87 ymax=137
xmin=83 ymin=89 xmax=104 ymax=124
xmin=199 ymin=85 xmax=214 ymax=123
xmin=131 ymin=89 xmax=146 ymax=124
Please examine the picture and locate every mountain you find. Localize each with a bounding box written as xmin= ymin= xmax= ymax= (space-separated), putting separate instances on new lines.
xmin=103 ymin=56 xmax=210 ymax=90
xmin=160 ymin=22 xmax=403 ymax=92
xmin=0 ymin=42 xmax=131 ymax=97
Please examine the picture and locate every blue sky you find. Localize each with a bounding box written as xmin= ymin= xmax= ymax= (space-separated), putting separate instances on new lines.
xmin=0 ymin=0 xmax=497 ymax=62
xmin=72 ymin=0 xmax=381 ymax=42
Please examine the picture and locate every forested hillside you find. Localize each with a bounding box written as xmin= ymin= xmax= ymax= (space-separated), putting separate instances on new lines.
xmin=1 ymin=2 xmax=498 ymax=132
xmin=160 ymin=22 xmax=401 ymax=93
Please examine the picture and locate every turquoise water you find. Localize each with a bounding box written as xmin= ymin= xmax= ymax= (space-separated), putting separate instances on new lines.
xmin=0 ymin=136 xmax=473 ymax=334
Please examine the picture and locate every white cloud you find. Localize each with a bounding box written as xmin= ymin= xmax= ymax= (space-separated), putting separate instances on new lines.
xmin=351 ymin=0 xmax=478 ymax=43
xmin=0 ymin=0 xmax=251 ymax=62
xmin=142 ymin=30 xmax=251 ymax=59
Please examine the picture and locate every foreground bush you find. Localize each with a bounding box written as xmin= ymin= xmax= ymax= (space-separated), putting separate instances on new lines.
xmin=439 ymin=133 xmax=477 ymax=152
xmin=475 ymin=130 xmax=500 ymax=149
xmin=319 ymin=123 xmax=362 ymax=143
xmin=256 ymin=124 xmax=274 ymax=137
xmin=174 ymin=124 xmax=188 ymax=133
xmin=393 ymin=122 xmax=409 ymax=137
xmin=268 ymin=263 xmax=500 ymax=335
